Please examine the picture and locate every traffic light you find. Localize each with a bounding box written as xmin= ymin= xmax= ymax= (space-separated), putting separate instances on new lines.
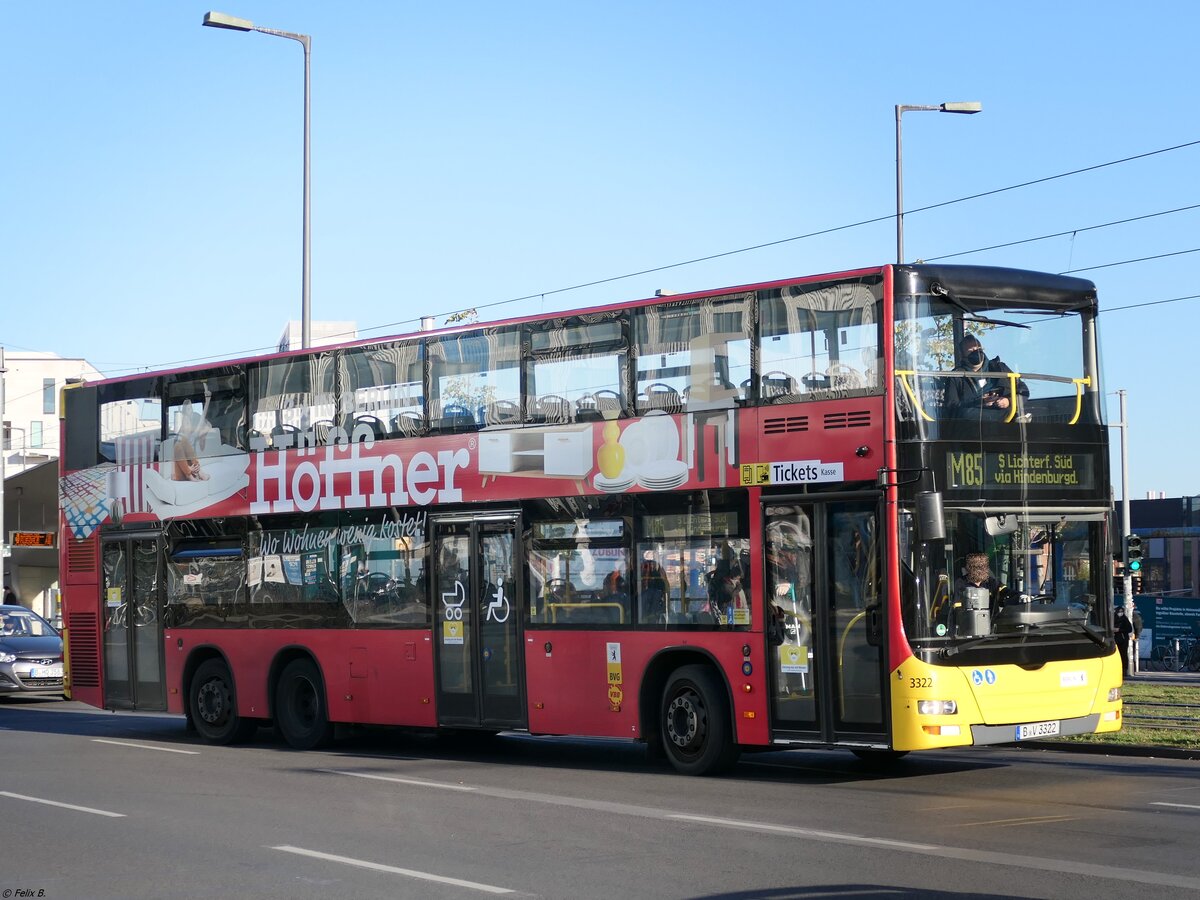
xmin=1126 ymin=534 xmax=1144 ymax=574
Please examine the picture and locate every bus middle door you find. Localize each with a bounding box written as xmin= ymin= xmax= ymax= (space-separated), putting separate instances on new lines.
xmin=432 ymin=515 xmax=525 ymax=731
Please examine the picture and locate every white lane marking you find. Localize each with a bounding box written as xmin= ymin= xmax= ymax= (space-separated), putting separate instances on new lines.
xmin=959 ymin=814 xmax=1075 ymax=827
xmin=318 ymin=768 xmax=476 ymax=792
xmin=316 ymin=766 xmax=1200 ymax=890
xmin=319 ymin=772 xmax=477 ymax=792
xmin=271 ymin=845 xmax=514 ymax=894
xmin=0 ymin=791 xmax=125 ymax=818
xmin=668 ymin=813 xmax=937 ymax=851
xmin=671 ymin=811 xmax=1200 ymax=890
xmin=92 ymin=738 xmax=200 ymax=755
xmin=1151 ymin=802 xmax=1200 ymax=810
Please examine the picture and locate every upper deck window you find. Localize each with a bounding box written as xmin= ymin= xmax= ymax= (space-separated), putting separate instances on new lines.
xmin=98 ymin=379 xmax=162 ymax=465
xmin=165 ymin=368 xmax=246 ymax=456
xmin=527 ymin=312 xmax=628 ymax=423
xmin=247 ymin=353 xmax=337 ymax=450
xmin=633 ymin=292 xmax=752 ymax=415
xmin=758 ymin=280 xmax=881 ymax=402
xmin=340 ymin=340 xmax=424 ymax=439
xmin=428 ymin=328 xmax=521 ymax=433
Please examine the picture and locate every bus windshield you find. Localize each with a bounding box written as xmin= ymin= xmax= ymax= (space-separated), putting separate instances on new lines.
xmin=901 ymin=509 xmax=1108 ymax=658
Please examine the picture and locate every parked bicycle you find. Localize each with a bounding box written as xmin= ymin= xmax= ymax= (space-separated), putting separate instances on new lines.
xmin=1147 ymin=643 xmax=1178 ymax=672
xmin=1179 ymin=637 xmax=1200 ymax=673
xmin=1145 ymin=638 xmax=1200 ymax=672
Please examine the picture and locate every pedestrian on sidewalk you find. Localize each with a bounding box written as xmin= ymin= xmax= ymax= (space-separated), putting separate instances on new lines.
xmin=1114 ymin=607 xmax=1133 ymax=676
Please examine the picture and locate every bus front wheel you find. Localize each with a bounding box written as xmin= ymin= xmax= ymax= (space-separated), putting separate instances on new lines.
xmin=660 ymin=665 xmax=740 ymax=776
xmin=275 ymin=659 xmax=334 ymax=750
xmin=190 ymin=659 xmax=256 ymax=745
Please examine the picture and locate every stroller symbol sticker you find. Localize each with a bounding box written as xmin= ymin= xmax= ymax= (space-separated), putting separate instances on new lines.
xmin=442 ymin=580 xmax=465 ymax=645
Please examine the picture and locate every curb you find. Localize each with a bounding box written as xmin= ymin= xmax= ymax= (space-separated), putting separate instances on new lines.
xmin=1020 ymin=740 xmax=1200 ymax=761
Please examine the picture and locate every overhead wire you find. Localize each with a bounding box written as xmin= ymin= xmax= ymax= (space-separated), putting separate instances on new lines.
xmin=59 ymin=138 xmax=1200 ymax=377
xmin=1060 ymin=247 xmax=1200 ymax=274
xmin=923 ymin=203 xmax=1200 ymax=262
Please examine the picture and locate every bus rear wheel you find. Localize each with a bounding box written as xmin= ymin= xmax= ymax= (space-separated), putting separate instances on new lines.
xmin=661 ymin=665 xmax=740 ymax=776
xmin=190 ymin=659 xmax=256 ymax=745
xmin=275 ymin=659 xmax=334 ymax=750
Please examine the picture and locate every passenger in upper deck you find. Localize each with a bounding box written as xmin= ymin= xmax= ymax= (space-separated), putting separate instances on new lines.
xmin=946 ymin=335 xmax=1029 ymax=414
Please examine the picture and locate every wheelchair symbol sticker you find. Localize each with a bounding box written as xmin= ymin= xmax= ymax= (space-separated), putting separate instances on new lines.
xmin=485 ymin=583 xmax=510 ymax=623
xmin=971 ymin=669 xmax=997 ymax=686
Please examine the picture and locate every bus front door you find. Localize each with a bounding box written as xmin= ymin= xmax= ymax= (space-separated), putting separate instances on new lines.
xmin=432 ymin=515 xmax=525 ymax=730
xmin=764 ymin=499 xmax=886 ymax=745
xmin=100 ymin=534 xmax=166 ymax=711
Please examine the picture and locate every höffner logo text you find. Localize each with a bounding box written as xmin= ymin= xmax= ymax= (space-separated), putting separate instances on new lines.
xmin=250 ymin=437 xmax=470 ymax=514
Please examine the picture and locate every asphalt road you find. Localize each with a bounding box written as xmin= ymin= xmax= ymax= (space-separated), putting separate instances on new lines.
xmin=1 ymin=697 xmax=1198 ymax=900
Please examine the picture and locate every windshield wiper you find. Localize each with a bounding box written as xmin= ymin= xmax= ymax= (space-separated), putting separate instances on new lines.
xmin=939 ymin=620 xmax=1106 ymax=657
xmin=931 ymin=281 xmax=1031 ymax=330
xmin=1060 ymin=619 xmax=1107 ymax=647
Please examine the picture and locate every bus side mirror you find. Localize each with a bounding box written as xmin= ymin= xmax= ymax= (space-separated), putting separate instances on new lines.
xmin=916 ymin=491 xmax=946 ymax=543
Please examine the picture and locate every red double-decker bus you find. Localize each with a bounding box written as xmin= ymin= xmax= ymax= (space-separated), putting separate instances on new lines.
xmin=58 ymin=263 xmax=1123 ymax=773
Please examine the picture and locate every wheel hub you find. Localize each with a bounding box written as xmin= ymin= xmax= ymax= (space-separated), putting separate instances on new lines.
xmin=293 ymin=680 xmax=317 ymax=725
xmin=196 ymin=680 xmax=226 ymax=724
xmin=667 ymin=691 xmax=704 ymax=748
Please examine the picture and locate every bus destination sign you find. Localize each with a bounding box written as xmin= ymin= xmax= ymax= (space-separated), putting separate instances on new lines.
xmin=946 ymin=451 xmax=1094 ymax=491
xmin=11 ymin=531 xmax=56 ymax=548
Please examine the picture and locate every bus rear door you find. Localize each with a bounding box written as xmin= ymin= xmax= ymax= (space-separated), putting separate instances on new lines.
xmin=100 ymin=533 xmax=166 ymax=711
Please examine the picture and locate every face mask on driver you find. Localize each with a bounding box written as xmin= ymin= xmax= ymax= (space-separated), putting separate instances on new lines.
xmin=964 ymin=348 xmax=985 ymax=367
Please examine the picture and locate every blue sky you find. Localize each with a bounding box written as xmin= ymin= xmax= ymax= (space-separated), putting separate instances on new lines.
xmin=2 ymin=1 xmax=1196 ymax=499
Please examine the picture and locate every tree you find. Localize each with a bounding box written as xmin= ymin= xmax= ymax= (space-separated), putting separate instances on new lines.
xmin=445 ymin=308 xmax=478 ymax=326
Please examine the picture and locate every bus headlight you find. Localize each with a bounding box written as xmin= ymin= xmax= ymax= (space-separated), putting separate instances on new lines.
xmin=1108 ymin=687 xmax=1121 ymax=702
xmin=917 ymin=700 xmax=958 ymax=715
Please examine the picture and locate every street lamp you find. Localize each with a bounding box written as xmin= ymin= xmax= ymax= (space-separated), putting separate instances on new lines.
xmin=203 ymin=11 xmax=313 ymax=350
xmin=895 ymin=101 xmax=982 ymax=264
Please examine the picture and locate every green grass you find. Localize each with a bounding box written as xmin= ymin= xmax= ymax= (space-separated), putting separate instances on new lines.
xmin=1055 ymin=681 xmax=1200 ymax=750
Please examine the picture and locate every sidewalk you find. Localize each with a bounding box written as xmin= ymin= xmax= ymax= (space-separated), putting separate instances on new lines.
xmin=1127 ymin=669 xmax=1200 ymax=685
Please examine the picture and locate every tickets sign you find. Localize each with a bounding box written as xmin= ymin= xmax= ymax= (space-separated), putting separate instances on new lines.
xmin=740 ymin=460 xmax=845 ymax=487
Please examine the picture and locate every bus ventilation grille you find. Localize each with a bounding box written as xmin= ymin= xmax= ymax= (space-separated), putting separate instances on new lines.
xmin=763 ymin=416 xmax=809 ymax=434
xmin=66 ymin=538 xmax=97 ymax=574
xmin=823 ymin=410 xmax=872 ymax=430
xmin=66 ymin=612 xmax=101 ymax=688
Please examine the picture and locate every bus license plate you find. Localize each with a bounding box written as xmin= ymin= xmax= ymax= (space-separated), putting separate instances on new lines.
xmin=1015 ymin=720 xmax=1059 ymax=740
xmin=31 ymin=665 xmax=63 ymax=679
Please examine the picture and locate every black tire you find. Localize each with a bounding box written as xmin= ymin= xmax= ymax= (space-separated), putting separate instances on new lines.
xmin=189 ymin=658 xmax=256 ymax=745
xmin=660 ymin=664 xmax=740 ymax=776
xmin=275 ymin=658 xmax=334 ymax=750
xmin=851 ymin=748 xmax=910 ymax=765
